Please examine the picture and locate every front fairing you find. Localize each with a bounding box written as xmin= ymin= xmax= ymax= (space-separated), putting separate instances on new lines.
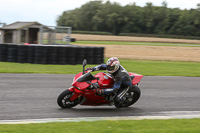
xmin=71 ymin=71 xmax=112 ymax=105
xmin=72 ymin=72 xmax=89 ymax=90
xmin=72 ymin=72 xmax=83 ymax=84
xmin=77 ymin=72 xmax=96 ymax=82
xmin=72 ymin=72 xmax=97 ymax=90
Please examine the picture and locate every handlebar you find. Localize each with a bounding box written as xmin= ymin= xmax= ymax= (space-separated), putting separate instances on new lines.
xmin=84 ymin=70 xmax=93 ymax=73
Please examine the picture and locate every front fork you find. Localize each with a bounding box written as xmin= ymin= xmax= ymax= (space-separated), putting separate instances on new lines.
xmin=68 ymin=87 xmax=81 ymax=101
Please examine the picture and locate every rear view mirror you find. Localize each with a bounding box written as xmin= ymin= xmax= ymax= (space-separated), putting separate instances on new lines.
xmin=82 ymin=59 xmax=87 ymax=75
xmin=83 ymin=59 xmax=87 ymax=67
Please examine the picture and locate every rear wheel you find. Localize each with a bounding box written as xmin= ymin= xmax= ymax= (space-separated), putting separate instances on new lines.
xmin=114 ymin=85 xmax=141 ymax=108
xmin=57 ymin=90 xmax=81 ymax=109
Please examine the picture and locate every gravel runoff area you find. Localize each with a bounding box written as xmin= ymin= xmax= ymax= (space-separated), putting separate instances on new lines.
xmin=72 ymin=34 xmax=200 ymax=62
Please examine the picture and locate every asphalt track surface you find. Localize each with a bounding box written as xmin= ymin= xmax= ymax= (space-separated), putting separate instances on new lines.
xmin=0 ymin=73 xmax=200 ymax=120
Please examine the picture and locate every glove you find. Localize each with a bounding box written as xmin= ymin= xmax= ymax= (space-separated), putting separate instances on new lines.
xmin=86 ymin=67 xmax=95 ymax=71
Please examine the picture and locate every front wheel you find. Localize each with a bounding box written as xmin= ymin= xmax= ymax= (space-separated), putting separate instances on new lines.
xmin=114 ymin=85 xmax=141 ymax=108
xmin=57 ymin=90 xmax=81 ymax=109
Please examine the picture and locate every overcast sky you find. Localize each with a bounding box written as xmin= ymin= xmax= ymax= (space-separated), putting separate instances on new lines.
xmin=0 ymin=0 xmax=199 ymax=26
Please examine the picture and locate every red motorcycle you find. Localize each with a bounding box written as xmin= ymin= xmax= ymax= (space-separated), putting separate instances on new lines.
xmin=57 ymin=59 xmax=143 ymax=108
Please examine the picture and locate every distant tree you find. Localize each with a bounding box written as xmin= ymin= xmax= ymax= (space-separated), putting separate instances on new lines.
xmin=77 ymin=1 xmax=102 ymax=30
xmin=143 ymin=2 xmax=154 ymax=33
xmin=57 ymin=0 xmax=200 ymax=36
xmin=153 ymin=1 xmax=168 ymax=34
xmin=91 ymin=1 xmax=124 ymax=34
xmin=121 ymin=3 xmax=144 ymax=33
xmin=194 ymin=3 xmax=200 ymax=35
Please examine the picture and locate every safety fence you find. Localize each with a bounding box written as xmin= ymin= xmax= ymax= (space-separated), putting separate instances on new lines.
xmin=0 ymin=44 xmax=104 ymax=64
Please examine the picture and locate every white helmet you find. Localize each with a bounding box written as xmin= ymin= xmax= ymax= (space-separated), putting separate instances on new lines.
xmin=106 ymin=57 xmax=120 ymax=74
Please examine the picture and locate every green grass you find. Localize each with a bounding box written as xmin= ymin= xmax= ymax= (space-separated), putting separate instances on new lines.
xmin=120 ymin=59 xmax=200 ymax=77
xmin=0 ymin=59 xmax=200 ymax=76
xmin=0 ymin=62 xmax=81 ymax=74
xmin=41 ymin=40 xmax=200 ymax=47
xmin=0 ymin=119 xmax=200 ymax=133
xmin=71 ymin=41 xmax=200 ymax=47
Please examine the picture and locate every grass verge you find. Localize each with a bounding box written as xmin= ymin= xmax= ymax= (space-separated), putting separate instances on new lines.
xmin=71 ymin=41 xmax=200 ymax=47
xmin=0 ymin=59 xmax=200 ymax=76
xmin=0 ymin=119 xmax=200 ymax=133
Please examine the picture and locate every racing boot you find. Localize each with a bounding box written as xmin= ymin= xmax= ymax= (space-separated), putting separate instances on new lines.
xmin=115 ymin=87 xmax=130 ymax=104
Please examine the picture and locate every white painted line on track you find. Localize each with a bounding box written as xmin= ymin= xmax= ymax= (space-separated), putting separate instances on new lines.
xmin=0 ymin=115 xmax=200 ymax=124
xmin=1 ymin=111 xmax=200 ymax=124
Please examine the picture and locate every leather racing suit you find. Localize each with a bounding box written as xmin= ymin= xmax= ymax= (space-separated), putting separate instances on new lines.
xmin=91 ymin=64 xmax=132 ymax=101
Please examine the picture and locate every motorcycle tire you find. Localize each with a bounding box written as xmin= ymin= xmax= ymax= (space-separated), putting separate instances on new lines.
xmin=57 ymin=89 xmax=81 ymax=109
xmin=114 ymin=85 xmax=141 ymax=108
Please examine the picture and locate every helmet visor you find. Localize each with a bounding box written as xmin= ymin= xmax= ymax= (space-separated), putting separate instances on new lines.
xmin=107 ymin=65 xmax=115 ymax=71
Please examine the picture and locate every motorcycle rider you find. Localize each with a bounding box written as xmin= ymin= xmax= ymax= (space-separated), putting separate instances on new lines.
xmin=86 ymin=57 xmax=132 ymax=103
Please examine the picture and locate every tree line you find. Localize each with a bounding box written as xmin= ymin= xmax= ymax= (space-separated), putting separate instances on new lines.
xmin=57 ymin=1 xmax=200 ymax=36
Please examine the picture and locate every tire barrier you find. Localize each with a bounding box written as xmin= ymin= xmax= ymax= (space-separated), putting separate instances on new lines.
xmin=7 ymin=44 xmax=18 ymax=62
xmin=0 ymin=44 xmax=8 ymax=62
xmin=0 ymin=44 xmax=104 ymax=65
xmin=70 ymin=38 xmax=76 ymax=42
